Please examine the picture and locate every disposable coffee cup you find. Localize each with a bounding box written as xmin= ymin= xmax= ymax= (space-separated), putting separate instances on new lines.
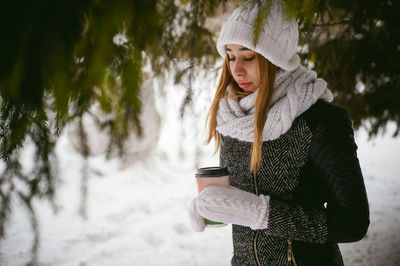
xmin=195 ymin=167 xmax=230 ymax=227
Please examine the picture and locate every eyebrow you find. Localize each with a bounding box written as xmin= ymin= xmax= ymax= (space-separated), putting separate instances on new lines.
xmin=226 ymin=47 xmax=250 ymax=52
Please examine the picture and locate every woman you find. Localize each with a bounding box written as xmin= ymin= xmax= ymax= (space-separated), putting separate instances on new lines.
xmin=188 ymin=0 xmax=370 ymax=265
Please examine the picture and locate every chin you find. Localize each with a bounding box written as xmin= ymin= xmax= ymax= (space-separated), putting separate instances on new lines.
xmin=243 ymin=87 xmax=257 ymax=93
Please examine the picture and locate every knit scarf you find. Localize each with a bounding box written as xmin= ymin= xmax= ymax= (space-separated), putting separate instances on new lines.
xmin=216 ymin=65 xmax=334 ymax=142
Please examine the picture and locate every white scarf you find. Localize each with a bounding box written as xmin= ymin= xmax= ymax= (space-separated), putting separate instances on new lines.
xmin=216 ymin=65 xmax=334 ymax=142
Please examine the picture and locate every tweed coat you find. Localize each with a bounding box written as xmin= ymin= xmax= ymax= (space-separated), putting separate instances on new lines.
xmin=220 ymin=100 xmax=370 ymax=266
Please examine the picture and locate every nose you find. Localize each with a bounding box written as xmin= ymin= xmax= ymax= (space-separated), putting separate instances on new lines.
xmin=231 ymin=60 xmax=245 ymax=78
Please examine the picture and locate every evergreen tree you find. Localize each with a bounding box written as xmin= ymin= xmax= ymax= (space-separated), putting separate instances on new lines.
xmin=0 ymin=0 xmax=226 ymax=263
xmin=0 ymin=0 xmax=398 ymax=263
xmin=287 ymin=0 xmax=400 ymax=136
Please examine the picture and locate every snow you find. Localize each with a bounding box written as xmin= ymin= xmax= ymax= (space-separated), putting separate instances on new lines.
xmin=339 ymin=126 xmax=400 ymax=266
xmin=1 ymin=80 xmax=400 ymax=265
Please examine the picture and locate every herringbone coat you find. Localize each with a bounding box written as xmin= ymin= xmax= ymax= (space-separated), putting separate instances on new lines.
xmin=220 ymin=100 xmax=370 ymax=266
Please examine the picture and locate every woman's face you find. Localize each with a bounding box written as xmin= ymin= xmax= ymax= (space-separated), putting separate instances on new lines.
xmin=226 ymin=44 xmax=260 ymax=92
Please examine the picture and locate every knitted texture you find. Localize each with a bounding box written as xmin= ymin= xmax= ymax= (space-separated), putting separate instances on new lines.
xmin=222 ymin=117 xmax=329 ymax=265
xmin=216 ymin=66 xmax=333 ymax=142
xmin=217 ymin=0 xmax=299 ymax=71
xmin=188 ymin=198 xmax=206 ymax=232
xmin=219 ymin=101 xmax=370 ymax=265
xmin=196 ymin=186 xmax=270 ymax=230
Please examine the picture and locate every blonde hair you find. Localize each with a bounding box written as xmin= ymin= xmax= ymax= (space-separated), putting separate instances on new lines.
xmin=206 ymin=53 xmax=277 ymax=173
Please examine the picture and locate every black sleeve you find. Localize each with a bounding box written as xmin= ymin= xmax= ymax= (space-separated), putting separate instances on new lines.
xmin=309 ymin=107 xmax=370 ymax=243
xmin=265 ymin=103 xmax=370 ymax=244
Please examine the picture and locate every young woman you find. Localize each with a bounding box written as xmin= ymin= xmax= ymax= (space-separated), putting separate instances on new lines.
xmin=188 ymin=1 xmax=370 ymax=265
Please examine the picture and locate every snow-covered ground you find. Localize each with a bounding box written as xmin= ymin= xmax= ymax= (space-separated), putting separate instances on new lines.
xmin=1 ymin=82 xmax=400 ymax=265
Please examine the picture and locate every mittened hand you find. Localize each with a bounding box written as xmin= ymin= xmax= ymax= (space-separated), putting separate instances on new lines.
xmin=189 ymin=186 xmax=270 ymax=231
xmin=188 ymin=197 xmax=206 ymax=232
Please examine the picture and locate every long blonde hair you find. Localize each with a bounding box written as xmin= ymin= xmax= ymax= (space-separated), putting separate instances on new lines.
xmin=206 ymin=53 xmax=278 ymax=173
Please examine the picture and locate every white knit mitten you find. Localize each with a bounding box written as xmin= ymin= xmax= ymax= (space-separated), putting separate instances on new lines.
xmin=195 ymin=186 xmax=270 ymax=230
xmin=188 ymin=198 xmax=206 ymax=232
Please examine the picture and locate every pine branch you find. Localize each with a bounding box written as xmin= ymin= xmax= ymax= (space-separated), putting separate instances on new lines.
xmin=312 ymin=20 xmax=350 ymax=27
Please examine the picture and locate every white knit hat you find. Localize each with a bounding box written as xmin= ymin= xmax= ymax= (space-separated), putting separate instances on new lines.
xmin=216 ymin=0 xmax=300 ymax=71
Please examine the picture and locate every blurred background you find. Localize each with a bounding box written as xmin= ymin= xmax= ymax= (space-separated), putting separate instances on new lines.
xmin=0 ymin=0 xmax=399 ymax=265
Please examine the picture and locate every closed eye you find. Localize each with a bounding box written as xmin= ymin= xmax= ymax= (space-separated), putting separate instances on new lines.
xmin=227 ymin=55 xmax=255 ymax=62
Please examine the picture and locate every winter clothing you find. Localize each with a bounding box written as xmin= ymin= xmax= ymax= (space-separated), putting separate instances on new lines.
xmin=188 ymin=197 xmax=207 ymax=232
xmin=217 ymin=0 xmax=299 ymax=71
xmin=192 ymin=186 xmax=270 ymax=231
xmin=216 ymin=66 xmax=333 ymax=142
xmin=189 ymin=0 xmax=370 ymax=265
xmin=218 ymin=100 xmax=369 ymax=265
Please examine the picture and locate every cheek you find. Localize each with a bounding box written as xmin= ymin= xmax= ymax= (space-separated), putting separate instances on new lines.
xmin=250 ymin=63 xmax=260 ymax=82
xmin=229 ymin=62 xmax=234 ymax=73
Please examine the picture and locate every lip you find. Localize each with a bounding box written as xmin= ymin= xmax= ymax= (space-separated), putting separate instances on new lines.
xmin=237 ymin=82 xmax=252 ymax=89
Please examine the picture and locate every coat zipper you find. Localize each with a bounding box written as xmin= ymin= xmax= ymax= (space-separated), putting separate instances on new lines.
xmin=287 ymin=240 xmax=297 ymax=266
xmin=254 ymin=230 xmax=261 ymax=266
xmin=253 ymin=172 xmax=296 ymax=266
xmin=253 ymin=173 xmax=261 ymax=266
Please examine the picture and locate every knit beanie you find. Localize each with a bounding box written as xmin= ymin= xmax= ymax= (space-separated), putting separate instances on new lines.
xmin=216 ymin=0 xmax=300 ymax=71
